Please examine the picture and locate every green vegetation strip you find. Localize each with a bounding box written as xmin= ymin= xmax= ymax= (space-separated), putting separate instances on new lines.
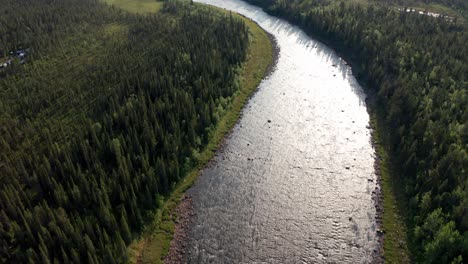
xmin=370 ymin=113 xmax=411 ymax=264
xmin=103 ymin=0 xmax=163 ymax=14
xmin=128 ymin=6 xmax=273 ymax=264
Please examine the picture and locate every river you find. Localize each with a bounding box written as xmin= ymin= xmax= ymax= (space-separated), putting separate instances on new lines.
xmin=186 ymin=0 xmax=381 ymax=263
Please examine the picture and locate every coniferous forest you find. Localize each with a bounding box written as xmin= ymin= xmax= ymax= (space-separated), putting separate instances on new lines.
xmin=0 ymin=0 xmax=250 ymax=263
xmin=245 ymin=0 xmax=467 ymax=263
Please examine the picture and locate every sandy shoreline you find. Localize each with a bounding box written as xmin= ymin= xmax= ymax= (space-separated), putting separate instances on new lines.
xmin=163 ymin=195 xmax=195 ymax=264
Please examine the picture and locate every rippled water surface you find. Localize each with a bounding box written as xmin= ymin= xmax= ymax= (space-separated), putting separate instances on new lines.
xmin=187 ymin=0 xmax=380 ymax=262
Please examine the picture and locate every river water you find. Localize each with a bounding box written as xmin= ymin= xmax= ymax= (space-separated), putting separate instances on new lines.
xmin=186 ymin=0 xmax=380 ymax=263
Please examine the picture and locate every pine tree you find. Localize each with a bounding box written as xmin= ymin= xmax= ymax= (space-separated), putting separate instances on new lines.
xmin=120 ymin=210 xmax=132 ymax=244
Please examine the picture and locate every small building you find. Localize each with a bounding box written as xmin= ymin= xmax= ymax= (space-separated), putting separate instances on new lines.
xmin=15 ymin=49 xmax=27 ymax=60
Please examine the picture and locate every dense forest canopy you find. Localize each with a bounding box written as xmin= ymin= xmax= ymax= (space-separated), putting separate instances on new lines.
xmin=244 ymin=0 xmax=467 ymax=263
xmin=0 ymin=0 xmax=250 ymax=262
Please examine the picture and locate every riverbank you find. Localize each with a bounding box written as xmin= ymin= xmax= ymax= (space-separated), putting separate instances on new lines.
xmin=313 ymin=24 xmax=411 ymax=264
xmin=326 ymin=39 xmax=412 ymax=264
xmin=128 ymin=5 xmax=276 ymax=264
xmin=312 ymin=24 xmax=412 ymax=264
xmin=367 ymin=97 xmax=411 ymax=264
xmin=240 ymin=2 xmax=412 ymax=262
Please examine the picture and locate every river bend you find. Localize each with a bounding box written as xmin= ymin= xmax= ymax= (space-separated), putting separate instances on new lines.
xmin=186 ymin=0 xmax=381 ymax=263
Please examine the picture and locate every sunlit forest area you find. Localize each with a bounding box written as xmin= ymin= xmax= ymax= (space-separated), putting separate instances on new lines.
xmin=245 ymin=0 xmax=467 ymax=263
xmin=0 ymin=0 xmax=250 ymax=262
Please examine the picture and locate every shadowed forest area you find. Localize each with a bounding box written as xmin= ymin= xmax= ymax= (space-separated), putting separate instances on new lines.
xmin=245 ymin=0 xmax=467 ymax=263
